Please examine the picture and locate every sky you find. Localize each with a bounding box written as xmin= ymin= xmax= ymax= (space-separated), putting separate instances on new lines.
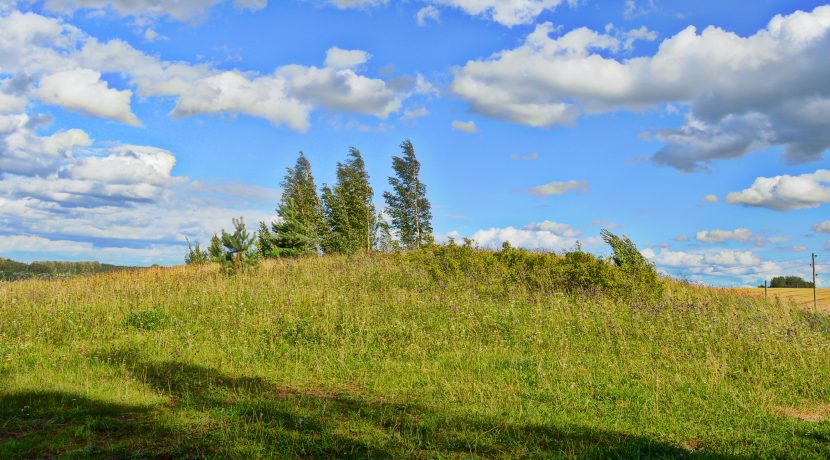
xmin=0 ymin=0 xmax=829 ymax=286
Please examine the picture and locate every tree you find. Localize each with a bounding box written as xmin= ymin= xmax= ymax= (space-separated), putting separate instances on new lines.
xmin=208 ymin=234 xmax=224 ymax=263
xmin=216 ymin=217 xmax=259 ymax=273
xmin=383 ymin=139 xmax=432 ymax=249
xmin=184 ymin=238 xmax=209 ymax=265
xmin=260 ymin=152 xmax=325 ymax=257
xmin=321 ymin=148 xmax=375 ymax=254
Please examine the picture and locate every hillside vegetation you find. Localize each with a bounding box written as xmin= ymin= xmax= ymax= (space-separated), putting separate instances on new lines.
xmin=0 ymin=257 xmax=130 ymax=281
xmin=2 ymin=246 xmax=830 ymax=458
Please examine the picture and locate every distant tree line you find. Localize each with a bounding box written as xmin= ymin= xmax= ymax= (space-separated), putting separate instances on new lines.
xmin=187 ymin=140 xmax=432 ymax=271
xmin=0 ymin=258 xmax=129 ymax=281
xmin=769 ymin=276 xmax=814 ymax=288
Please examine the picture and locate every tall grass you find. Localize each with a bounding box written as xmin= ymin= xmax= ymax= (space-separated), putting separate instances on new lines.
xmin=1 ymin=249 xmax=829 ymax=458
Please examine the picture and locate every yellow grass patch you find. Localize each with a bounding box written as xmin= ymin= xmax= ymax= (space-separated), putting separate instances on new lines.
xmin=734 ymin=288 xmax=830 ymax=311
xmin=780 ymin=404 xmax=830 ymax=422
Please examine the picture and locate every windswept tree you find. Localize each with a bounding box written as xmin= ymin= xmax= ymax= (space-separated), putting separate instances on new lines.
xmin=321 ymin=148 xmax=375 ymax=254
xmin=383 ymin=139 xmax=432 ymax=249
xmin=259 ymin=152 xmax=325 ymax=257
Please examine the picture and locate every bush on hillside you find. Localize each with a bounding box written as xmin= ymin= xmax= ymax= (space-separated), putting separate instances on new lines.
xmin=405 ymin=229 xmax=664 ymax=303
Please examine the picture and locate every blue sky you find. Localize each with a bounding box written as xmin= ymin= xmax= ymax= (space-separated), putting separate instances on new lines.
xmin=0 ymin=0 xmax=829 ymax=286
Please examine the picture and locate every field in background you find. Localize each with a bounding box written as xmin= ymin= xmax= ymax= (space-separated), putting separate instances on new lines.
xmin=2 ymin=252 xmax=830 ymax=458
xmin=737 ymin=288 xmax=830 ymax=311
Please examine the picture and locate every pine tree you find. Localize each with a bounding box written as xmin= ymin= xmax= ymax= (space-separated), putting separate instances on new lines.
xmin=321 ymin=148 xmax=375 ymax=254
xmin=260 ymin=152 xmax=325 ymax=257
xmin=383 ymin=139 xmax=432 ymax=249
xmin=208 ymin=234 xmax=223 ymax=263
xmin=218 ymin=217 xmax=259 ymax=273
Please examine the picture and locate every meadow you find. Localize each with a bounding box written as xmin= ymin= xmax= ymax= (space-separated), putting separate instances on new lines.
xmin=1 ymin=247 xmax=830 ymax=458
xmin=737 ymin=288 xmax=830 ymax=311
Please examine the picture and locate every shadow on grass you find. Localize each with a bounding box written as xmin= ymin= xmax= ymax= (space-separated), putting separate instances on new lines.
xmin=1 ymin=351 xmax=746 ymax=459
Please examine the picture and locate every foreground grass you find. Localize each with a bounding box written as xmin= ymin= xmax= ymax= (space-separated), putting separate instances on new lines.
xmin=1 ymin=253 xmax=830 ymax=458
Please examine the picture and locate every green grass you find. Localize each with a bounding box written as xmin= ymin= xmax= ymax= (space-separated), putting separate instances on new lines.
xmin=1 ymin=250 xmax=829 ymax=458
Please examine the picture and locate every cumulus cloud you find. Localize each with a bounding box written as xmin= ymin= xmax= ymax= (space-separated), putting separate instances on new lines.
xmin=695 ymin=228 xmax=752 ymax=243
xmin=726 ymin=169 xmax=830 ymax=211
xmin=0 ymin=123 xmax=274 ymax=264
xmin=0 ymin=113 xmax=91 ymax=176
xmin=39 ymin=0 xmax=268 ymax=21
xmin=643 ymin=247 xmax=781 ymax=284
xmin=34 ymin=68 xmax=140 ymax=125
xmin=324 ymin=47 xmax=370 ymax=69
xmin=471 ymin=220 xmax=596 ymax=251
xmin=526 ymin=180 xmax=588 ymax=197
xmin=451 ymin=120 xmax=477 ymax=133
xmin=0 ymin=12 xmax=418 ymax=131
xmin=451 ymin=6 xmax=830 ymax=171
xmin=814 ymin=220 xmax=830 ymax=233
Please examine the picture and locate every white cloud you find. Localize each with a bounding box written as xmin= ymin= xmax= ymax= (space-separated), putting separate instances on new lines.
xmin=471 ymin=220 xmax=597 ymax=251
xmin=527 ymin=179 xmax=588 ymax=197
xmin=400 ymin=106 xmax=429 ymax=122
xmin=169 ymin=71 xmax=312 ymax=131
xmin=0 ymin=12 xmax=418 ymax=131
xmin=326 ymin=0 xmax=388 ymax=9
xmin=451 ymin=6 xmax=830 ymax=170
xmin=814 ymin=220 xmax=830 ymax=233
xmin=704 ymin=194 xmax=719 ymax=202
xmin=510 ymin=151 xmax=539 ymax=161
xmin=143 ymin=28 xmax=166 ymax=42
xmin=451 ymin=120 xmax=477 ymax=133
xmin=726 ymin=169 xmax=830 ymax=211
xmin=673 ymin=235 xmax=689 ymax=242
xmin=0 ymin=113 xmax=91 ymax=176
xmin=643 ymin=247 xmax=782 ymax=285
xmin=324 ymin=47 xmax=370 ymax=69
xmin=39 ymin=0 xmax=268 ymax=21
xmin=34 ymin=68 xmax=140 ymax=125
xmin=432 ymin=0 xmax=569 ymax=27
xmin=695 ymin=228 xmax=752 ymax=243
xmin=324 ymin=0 xmax=572 ymax=26
xmin=623 ymin=0 xmax=656 ymax=20
xmin=416 ymin=5 xmax=440 ymax=25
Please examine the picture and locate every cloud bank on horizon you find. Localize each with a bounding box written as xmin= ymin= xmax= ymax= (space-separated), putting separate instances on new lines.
xmin=0 ymin=0 xmax=829 ymax=286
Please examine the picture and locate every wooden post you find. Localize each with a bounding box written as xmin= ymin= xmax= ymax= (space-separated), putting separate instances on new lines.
xmin=812 ymin=253 xmax=818 ymax=310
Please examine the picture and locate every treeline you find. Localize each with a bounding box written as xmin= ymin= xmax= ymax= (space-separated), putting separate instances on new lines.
xmin=187 ymin=140 xmax=432 ymax=271
xmin=0 ymin=258 xmax=129 ymax=281
xmin=769 ymin=276 xmax=814 ymax=288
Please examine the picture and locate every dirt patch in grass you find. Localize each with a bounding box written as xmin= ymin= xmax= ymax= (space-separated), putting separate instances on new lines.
xmin=780 ymin=404 xmax=830 ymax=422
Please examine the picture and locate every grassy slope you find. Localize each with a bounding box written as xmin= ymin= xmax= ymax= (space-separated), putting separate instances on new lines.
xmin=1 ymin=253 xmax=830 ymax=458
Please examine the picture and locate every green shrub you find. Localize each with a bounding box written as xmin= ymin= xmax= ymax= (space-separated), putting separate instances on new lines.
xmin=125 ymin=310 xmax=171 ymax=331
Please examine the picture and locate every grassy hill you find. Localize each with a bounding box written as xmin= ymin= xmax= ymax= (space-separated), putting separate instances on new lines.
xmin=1 ymin=247 xmax=829 ymax=458
xmin=0 ymin=257 xmax=131 ymax=281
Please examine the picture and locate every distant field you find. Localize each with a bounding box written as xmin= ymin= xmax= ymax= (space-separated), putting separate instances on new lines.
xmin=736 ymin=288 xmax=830 ymax=310
xmin=2 ymin=251 xmax=830 ymax=458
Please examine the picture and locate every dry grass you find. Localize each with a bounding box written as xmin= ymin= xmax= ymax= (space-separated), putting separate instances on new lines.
xmin=735 ymin=288 xmax=830 ymax=311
